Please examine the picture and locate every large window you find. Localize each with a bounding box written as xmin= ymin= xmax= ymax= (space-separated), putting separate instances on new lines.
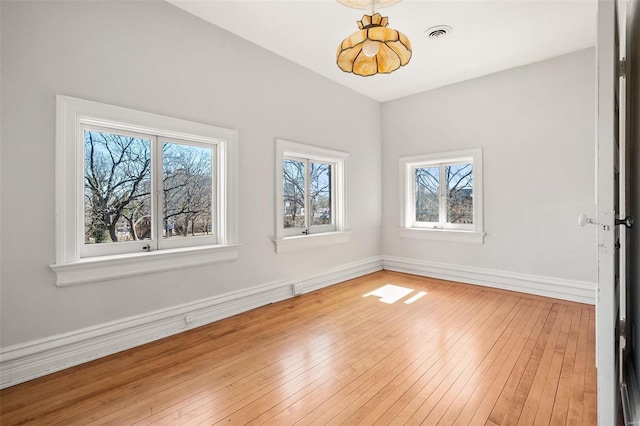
xmin=400 ymin=149 xmax=484 ymax=243
xmin=82 ymin=128 xmax=217 ymax=257
xmin=53 ymin=96 xmax=238 ymax=286
xmin=275 ymin=140 xmax=349 ymax=253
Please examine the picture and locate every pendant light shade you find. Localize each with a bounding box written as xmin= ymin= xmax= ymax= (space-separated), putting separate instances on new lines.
xmin=337 ymin=13 xmax=412 ymax=76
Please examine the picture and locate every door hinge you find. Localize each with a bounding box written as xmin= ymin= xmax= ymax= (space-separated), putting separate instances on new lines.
xmin=619 ymin=58 xmax=627 ymax=77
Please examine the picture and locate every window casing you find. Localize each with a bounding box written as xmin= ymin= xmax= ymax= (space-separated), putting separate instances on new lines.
xmin=400 ymin=148 xmax=484 ymax=243
xmin=275 ymin=140 xmax=349 ymax=253
xmin=52 ymin=95 xmax=238 ymax=286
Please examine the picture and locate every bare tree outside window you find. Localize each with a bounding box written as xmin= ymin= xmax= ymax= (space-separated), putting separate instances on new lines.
xmin=415 ymin=166 xmax=439 ymax=222
xmin=310 ymin=162 xmax=331 ymax=226
xmin=402 ymin=150 xmax=480 ymax=237
xmin=446 ymin=163 xmax=473 ymax=224
xmin=84 ymin=130 xmax=151 ymax=244
xmin=83 ymin=131 xmax=214 ymax=246
xmin=277 ymin=141 xmax=345 ymax=245
xmin=283 ymin=159 xmax=306 ymax=229
xmin=415 ymin=162 xmax=473 ymax=225
xmin=162 ymin=142 xmax=213 ymax=239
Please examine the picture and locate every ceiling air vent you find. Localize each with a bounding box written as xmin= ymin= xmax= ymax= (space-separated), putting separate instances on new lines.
xmin=425 ymin=25 xmax=452 ymax=40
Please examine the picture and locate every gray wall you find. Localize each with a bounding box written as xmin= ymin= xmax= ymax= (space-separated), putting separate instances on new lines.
xmin=0 ymin=0 xmax=382 ymax=347
xmin=381 ymin=49 xmax=597 ymax=283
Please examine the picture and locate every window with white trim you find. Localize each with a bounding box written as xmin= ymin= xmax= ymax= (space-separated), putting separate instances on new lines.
xmin=82 ymin=127 xmax=218 ymax=257
xmin=400 ymin=148 xmax=484 ymax=243
xmin=52 ymin=95 xmax=238 ymax=286
xmin=274 ymin=140 xmax=349 ymax=253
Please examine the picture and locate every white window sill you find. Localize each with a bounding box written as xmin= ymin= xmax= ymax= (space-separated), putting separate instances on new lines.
xmin=50 ymin=244 xmax=240 ymax=287
xmin=273 ymin=231 xmax=350 ymax=254
xmin=398 ymin=228 xmax=485 ymax=244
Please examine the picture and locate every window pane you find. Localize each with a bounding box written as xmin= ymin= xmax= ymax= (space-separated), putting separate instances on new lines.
xmin=415 ymin=166 xmax=440 ymax=223
xmin=163 ymin=142 xmax=213 ymax=239
xmin=84 ymin=130 xmax=152 ymax=244
xmin=283 ymin=159 xmax=306 ymax=229
xmin=310 ymin=162 xmax=331 ymax=226
xmin=446 ymin=163 xmax=473 ymax=224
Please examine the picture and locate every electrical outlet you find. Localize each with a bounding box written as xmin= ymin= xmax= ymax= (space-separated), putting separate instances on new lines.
xmin=292 ymin=283 xmax=303 ymax=295
xmin=185 ymin=314 xmax=195 ymax=324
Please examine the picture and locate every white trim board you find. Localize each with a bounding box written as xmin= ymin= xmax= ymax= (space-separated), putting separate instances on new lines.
xmin=382 ymin=256 xmax=596 ymax=305
xmin=0 ymin=256 xmax=383 ymax=389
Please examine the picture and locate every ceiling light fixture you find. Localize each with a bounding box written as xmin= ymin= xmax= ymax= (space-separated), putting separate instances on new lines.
xmin=336 ymin=12 xmax=412 ymax=77
xmin=336 ymin=0 xmax=411 ymax=76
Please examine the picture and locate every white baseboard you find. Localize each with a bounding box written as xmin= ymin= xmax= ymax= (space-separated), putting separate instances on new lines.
xmin=0 ymin=255 xmax=594 ymax=389
xmin=382 ymin=256 xmax=595 ymax=305
xmin=0 ymin=256 xmax=383 ymax=389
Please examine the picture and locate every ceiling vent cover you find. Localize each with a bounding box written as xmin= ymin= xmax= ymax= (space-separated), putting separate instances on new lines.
xmin=426 ymin=25 xmax=452 ymax=40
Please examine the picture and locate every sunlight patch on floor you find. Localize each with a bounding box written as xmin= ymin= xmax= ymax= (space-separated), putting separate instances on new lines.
xmin=404 ymin=291 xmax=427 ymax=304
xmin=363 ymin=284 xmax=416 ymax=304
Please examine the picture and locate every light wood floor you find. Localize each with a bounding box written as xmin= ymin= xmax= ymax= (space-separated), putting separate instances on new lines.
xmin=0 ymin=271 xmax=597 ymax=425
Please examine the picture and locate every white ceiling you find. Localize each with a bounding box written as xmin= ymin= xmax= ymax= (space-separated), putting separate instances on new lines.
xmin=167 ymin=0 xmax=597 ymax=102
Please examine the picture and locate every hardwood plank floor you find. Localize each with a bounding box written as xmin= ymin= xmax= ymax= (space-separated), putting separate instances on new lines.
xmin=0 ymin=271 xmax=597 ymax=425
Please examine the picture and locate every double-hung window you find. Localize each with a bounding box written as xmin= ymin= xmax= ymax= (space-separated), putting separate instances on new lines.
xmin=400 ymin=148 xmax=484 ymax=243
xmin=275 ymin=140 xmax=349 ymax=253
xmin=52 ymin=96 xmax=238 ymax=286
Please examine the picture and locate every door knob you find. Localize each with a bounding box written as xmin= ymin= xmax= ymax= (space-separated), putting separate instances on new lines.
xmin=578 ymin=214 xmax=596 ymax=227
